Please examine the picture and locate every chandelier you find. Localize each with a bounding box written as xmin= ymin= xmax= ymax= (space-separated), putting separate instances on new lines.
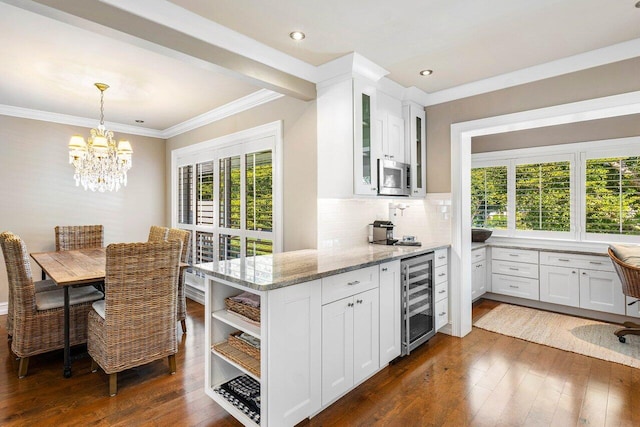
xmin=68 ymin=83 xmax=133 ymax=192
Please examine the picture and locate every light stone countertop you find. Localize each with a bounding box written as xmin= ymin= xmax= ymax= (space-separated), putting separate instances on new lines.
xmin=193 ymin=242 xmax=450 ymax=291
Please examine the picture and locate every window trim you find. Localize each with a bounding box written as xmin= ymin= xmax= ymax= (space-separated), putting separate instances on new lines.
xmin=472 ymin=136 xmax=640 ymax=243
xmin=171 ymin=121 xmax=284 ymax=260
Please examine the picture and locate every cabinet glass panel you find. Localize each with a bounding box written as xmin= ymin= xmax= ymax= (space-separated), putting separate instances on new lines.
xmin=415 ymin=116 xmax=422 ymax=189
xmin=361 ymin=93 xmax=371 ymax=185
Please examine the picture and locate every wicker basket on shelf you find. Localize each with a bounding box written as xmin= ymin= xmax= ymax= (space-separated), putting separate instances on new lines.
xmin=225 ymin=297 xmax=261 ymax=323
xmin=228 ymin=331 xmax=260 ymax=359
xmin=213 ymin=341 xmax=260 ymax=378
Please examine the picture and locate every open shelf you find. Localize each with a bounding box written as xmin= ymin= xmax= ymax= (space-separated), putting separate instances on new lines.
xmin=207 ymin=388 xmax=260 ymax=427
xmin=212 ymin=342 xmax=261 ymax=381
xmin=213 ymin=309 xmax=261 ymax=339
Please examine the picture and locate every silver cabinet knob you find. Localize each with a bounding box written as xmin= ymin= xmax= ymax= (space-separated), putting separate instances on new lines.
xmin=356 ymin=299 xmax=363 ymax=304
xmin=347 ymin=302 xmax=354 ymax=307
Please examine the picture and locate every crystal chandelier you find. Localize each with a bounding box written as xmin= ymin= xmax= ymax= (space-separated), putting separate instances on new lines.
xmin=68 ymin=83 xmax=133 ymax=192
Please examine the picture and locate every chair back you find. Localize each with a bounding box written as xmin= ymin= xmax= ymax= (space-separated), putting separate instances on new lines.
xmin=167 ymin=228 xmax=191 ymax=264
xmin=55 ymin=225 xmax=104 ymax=251
xmin=103 ymin=241 xmax=181 ymax=353
xmin=608 ymin=247 xmax=640 ymax=299
xmin=148 ymin=225 xmax=169 ymax=242
xmin=0 ymin=233 xmax=37 ymax=325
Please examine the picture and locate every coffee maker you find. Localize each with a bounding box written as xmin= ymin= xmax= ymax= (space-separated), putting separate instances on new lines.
xmin=371 ymin=220 xmax=398 ymax=245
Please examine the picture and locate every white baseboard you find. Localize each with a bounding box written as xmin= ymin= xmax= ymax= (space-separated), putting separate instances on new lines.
xmin=186 ymin=284 xmax=204 ymax=305
xmin=0 ymin=301 xmax=7 ymax=316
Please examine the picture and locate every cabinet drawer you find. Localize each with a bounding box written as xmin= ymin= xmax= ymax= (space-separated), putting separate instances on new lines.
xmin=322 ymin=266 xmax=379 ymax=305
xmin=435 ymin=298 xmax=448 ymax=330
xmin=492 ymin=247 xmax=538 ymax=264
xmin=492 ymin=274 xmax=539 ymax=300
xmin=434 ymin=248 xmax=448 ymax=267
xmin=539 ymin=251 xmax=613 ymax=272
xmin=471 ymin=247 xmax=486 ymax=263
xmin=435 ymin=282 xmax=448 ymax=303
xmin=492 ymin=259 xmax=539 ymax=279
xmin=434 ymin=265 xmax=448 ymax=284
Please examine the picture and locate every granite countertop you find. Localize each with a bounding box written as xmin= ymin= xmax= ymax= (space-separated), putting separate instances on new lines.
xmin=193 ymin=242 xmax=450 ymax=291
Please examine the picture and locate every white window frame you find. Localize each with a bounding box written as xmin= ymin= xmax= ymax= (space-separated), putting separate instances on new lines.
xmin=472 ymin=136 xmax=640 ymax=243
xmin=171 ymin=121 xmax=284 ymax=262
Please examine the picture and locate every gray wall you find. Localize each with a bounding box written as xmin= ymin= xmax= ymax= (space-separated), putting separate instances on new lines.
xmin=166 ymin=96 xmax=317 ymax=251
xmin=0 ymin=115 xmax=166 ymax=303
xmin=426 ymin=57 xmax=640 ymax=191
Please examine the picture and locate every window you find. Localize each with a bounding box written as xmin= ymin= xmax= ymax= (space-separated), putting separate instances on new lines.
xmin=172 ymin=122 xmax=282 ymax=265
xmin=515 ymin=161 xmax=570 ymax=232
xmin=471 ymin=166 xmax=507 ymax=229
xmin=472 ymin=137 xmax=640 ymax=242
xmin=585 ymin=156 xmax=640 ymax=236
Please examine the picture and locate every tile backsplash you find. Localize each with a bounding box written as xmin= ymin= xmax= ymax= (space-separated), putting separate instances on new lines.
xmin=317 ymin=193 xmax=451 ymax=248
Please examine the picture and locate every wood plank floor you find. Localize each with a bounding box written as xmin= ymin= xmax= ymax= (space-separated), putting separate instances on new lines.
xmin=1 ymin=299 xmax=639 ymax=426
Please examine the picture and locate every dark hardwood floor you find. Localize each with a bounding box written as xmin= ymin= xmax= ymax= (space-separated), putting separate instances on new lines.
xmin=1 ymin=299 xmax=639 ymax=426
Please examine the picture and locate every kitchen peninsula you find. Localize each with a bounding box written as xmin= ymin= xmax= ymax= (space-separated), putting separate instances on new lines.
xmin=195 ymin=242 xmax=449 ymax=427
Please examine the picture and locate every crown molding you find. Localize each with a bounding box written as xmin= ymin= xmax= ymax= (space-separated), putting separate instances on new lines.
xmin=424 ymin=37 xmax=640 ymax=106
xmin=161 ymin=89 xmax=284 ymax=139
xmin=0 ymin=104 xmax=164 ymax=138
xmin=0 ymin=88 xmax=284 ymax=140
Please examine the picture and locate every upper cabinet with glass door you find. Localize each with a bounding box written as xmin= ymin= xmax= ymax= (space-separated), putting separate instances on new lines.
xmin=353 ymin=78 xmax=379 ymax=196
xmin=403 ymin=102 xmax=427 ymax=197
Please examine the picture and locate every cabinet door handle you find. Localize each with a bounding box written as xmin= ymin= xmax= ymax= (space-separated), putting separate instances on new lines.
xmin=509 ymin=254 xmax=519 ymax=257
xmin=347 ymin=280 xmax=360 ymax=286
xmin=371 ymin=187 xmax=377 ymax=191
xmin=438 ymin=290 xmax=446 ymax=294
xmin=413 ymin=190 xmax=418 ymax=193
xmin=558 ymin=258 xmax=570 ymax=262
xmin=508 ymin=267 xmax=519 ymax=271
xmin=582 ymin=272 xmax=587 ymax=276
xmin=438 ymin=256 xmax=446 ymax=260
xmin=589 ymin=261 xmax=602 ymax=265
xmin=347 ymin=302 xmax=354 ymax=307
xmin=356 ymin=299 xmax=363 ymax=304
xmin=389 ymin=155 xmax=394 ymax=159
xmin=381 ymin=267 xmax=388 ymax=272
xmin=439 ymin=312 xmax=446 ymax=316
xmin=509 ymin=285 xmax=520 ymax=289
xmin=438 ymin=273 xmax=446 ymax=277
xmin=572 ymin=270 xmax=577 ymax=274
xmin=476 ymin=264 xmax=483 ymax=269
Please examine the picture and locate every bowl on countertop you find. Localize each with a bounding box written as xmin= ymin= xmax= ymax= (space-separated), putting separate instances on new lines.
xmin=471 ymin=228 xmax=493 ymax=242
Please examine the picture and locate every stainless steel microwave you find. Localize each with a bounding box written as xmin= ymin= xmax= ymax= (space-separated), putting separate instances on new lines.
xmin=377 ymin=159 xmax=410 ymax=196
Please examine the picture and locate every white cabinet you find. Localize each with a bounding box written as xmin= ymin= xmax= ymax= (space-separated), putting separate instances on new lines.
xmin=205 ymin=278 xmax=321 ymax=427
xmin=353 ymin=78 xmax=379 ymax=195
xmin=382 ymin=114 xmax=405 ymax=162
xmin=321 ymin=268 xmax=379 ymax=406
xmin=539 ymin=251 xmax=624 ymax=315
xmin=403 ymin=102 xmax=426 ymax=197
xmin=379 ymin=260 xmax=401 ymax=366
xmin=491 ymin=248 xmax=539 ymax=301
xmin=434 ymin=248 xmax=449 ymax=330
xmin=471 ymin=247 xmax=487 ymax=301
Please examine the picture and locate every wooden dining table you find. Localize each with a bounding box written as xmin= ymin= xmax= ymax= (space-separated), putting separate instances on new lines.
xmin=30 ymin=247 xmax=106 ymax=378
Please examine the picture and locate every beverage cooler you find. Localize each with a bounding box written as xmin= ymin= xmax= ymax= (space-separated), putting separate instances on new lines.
xmin=401 ymin=253 xmax=435 ymax=355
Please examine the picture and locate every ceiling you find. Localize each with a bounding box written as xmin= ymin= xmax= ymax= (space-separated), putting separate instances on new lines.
xmin=1 ymin=0 xmax=639 ymax=135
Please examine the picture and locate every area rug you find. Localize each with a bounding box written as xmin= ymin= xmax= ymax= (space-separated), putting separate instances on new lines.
xmin=473 ymin=303 xmax=640 ymax=369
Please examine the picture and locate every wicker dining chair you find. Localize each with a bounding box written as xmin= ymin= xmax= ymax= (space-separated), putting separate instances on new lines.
xmin=88 ymin=240 xmax=181 ymax=396
xmin=608 ymin=245 xmax=640 ymax=343
xmin=0 ymin=233 xmax=103 ymax=377
xmin=148 ymin=225 xmax=169 ymax=242
xmin=1 ymin=231 xmax=57 ymax=339
xmin=55 ymin=225 xmax=104 ymax=251
xmin=167 ymin=228 xmax=192 ymax=333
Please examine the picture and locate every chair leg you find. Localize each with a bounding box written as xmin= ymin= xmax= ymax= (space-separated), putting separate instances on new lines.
xmin=18 ymin=357 xmax=29 ymax=378
xmin=168 ymin=354 xmax=176 ymax=374
xmin=109 ymin=373 xmax=117 ymax=397
xmin=90 ymin=358 xmax=98 ymax=373
xmin=181 ymin=319 xmax=187 ymax=334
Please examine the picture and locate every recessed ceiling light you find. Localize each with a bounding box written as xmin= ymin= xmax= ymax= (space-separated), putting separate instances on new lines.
xmin=135 ymin=120 xmax=144 ymax=123
xmin=419 ymin=69 xmax=433 ymax=76
xmin=636 ymin=0 xmax=640 ymax=8
xmin=289 ymin=31 xmax=305 ymax=41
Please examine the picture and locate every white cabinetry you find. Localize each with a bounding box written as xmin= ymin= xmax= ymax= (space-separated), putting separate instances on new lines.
xmin=471 ymin=247 xmax=487 ymax=301
xmin=403 ymin=102 xmax=426 ymax=196
xmin=205 ymin=278 xmax=321 ymax=427
xmin=539 ymin=251 xmax=624 ymax=315
xmin=491 ymin=248 xmax=539 ymax=300
xmin=353 ymin=78 xmax=379 ymax=195
xmin=434 ymin=248 xmax=449 ymax=330
xmin=321 ymin=267 xmax=379 ymax=406
xmin=379 ymin=260 xmax=401 ymax=366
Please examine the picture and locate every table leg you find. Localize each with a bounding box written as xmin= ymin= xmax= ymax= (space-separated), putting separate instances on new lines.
xmin=63 ymin=286 xmax=71 ymax=378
